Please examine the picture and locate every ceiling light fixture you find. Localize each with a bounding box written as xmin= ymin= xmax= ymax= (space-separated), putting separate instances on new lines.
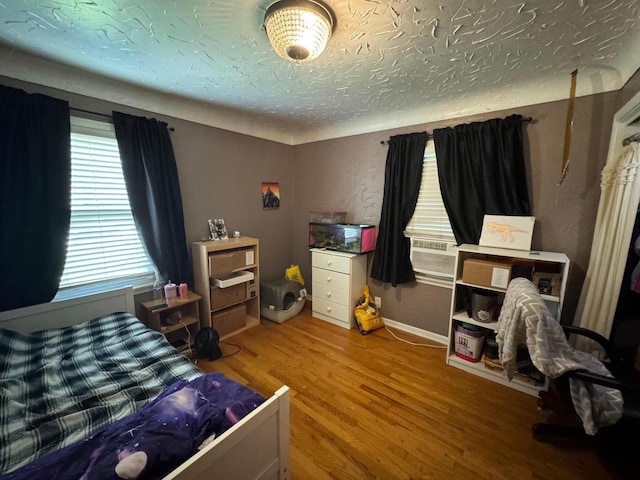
xmin=263 ymin=0 xmax=335 ymax=63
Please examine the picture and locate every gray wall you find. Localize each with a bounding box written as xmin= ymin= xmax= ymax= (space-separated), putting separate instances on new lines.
xmin=620 ymin=67 xmax=640 ymax=107
xmin=291 ymin=93 xmax=620 ymax=335
xmin=4 ymin=70 xmax=639 ymax=337
xmin=168 ymin=121 xmax=294 ymax=282
xmin=0 ymin=75 xmax=296 ymax=283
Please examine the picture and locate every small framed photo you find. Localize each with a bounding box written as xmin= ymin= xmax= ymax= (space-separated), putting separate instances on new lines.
xmin=262 ymin=182 xmax=280 ymax=209
xmin=207 ymin=219 xmax=228 ymax=240
xmin=214 ymin=219 xmax=228 ymax=240
xmin=208 ymin=219 xmax=218 ymax=240
xmin=533 ymin=272 xmax=561 ymax=296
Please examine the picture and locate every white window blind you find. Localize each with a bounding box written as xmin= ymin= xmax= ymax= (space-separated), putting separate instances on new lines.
xmin=56 ymin=118 xmax=155 ymax=298
xmin=404 ymin=143 xmax=457 ymax=287
xmin=406 ymin=143 xmax=455 ymax=240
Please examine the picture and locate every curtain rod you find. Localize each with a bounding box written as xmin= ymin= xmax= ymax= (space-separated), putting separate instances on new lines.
xmin=379 ymin=116 xmax=533 ymax=145
xmin=380 ymin=132 xmax=430 ymax=145
xmin=69 ymin=107 xmax=175 ymax=131
xmin=622 ymin=132 xmax=640 ymax=146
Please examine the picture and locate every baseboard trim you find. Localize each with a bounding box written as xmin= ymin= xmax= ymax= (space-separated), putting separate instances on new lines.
xmin=382 ymin=317 xmax=448 ymax=345
xmin=306 ymin=296 xmax=448 ymax=345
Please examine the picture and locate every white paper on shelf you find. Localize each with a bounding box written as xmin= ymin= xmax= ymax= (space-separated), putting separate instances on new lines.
xmin=490 ymin=267 xmax=510 ymax=289
xmin=213 ymin=270 xmax=254 ymax=288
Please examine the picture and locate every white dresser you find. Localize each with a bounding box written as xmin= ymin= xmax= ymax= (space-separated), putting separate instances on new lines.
xmin=311 ymin=249 xmax=368 ymax=329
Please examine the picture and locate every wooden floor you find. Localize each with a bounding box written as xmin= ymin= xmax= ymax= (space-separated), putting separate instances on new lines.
xmin=197 ymin=303 xmax=630 ymax=480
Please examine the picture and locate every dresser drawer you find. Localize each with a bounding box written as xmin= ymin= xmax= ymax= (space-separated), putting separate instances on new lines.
xmin=311 ymin=267 xmax=350 ymax=290
xmin=310 ymin=249 xmax=367 ymax=330
xmin=312 ymin=297 xmax=351 ymax=324
xmin=312 ymin=282 xmax=350 ymax=307
xmin=312 ymin=251 xmax=352 ymax=274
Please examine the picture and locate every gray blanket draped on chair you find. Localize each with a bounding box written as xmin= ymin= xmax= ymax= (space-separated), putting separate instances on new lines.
xmin=496 ymin=277 xmax=623 ymax=435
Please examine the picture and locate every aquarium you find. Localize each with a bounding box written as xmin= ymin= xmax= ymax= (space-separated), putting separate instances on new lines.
xmin=309 ymin=211 xmax=346 ymax=224
xmin=309 ymin=223 xmax=376 ymax=254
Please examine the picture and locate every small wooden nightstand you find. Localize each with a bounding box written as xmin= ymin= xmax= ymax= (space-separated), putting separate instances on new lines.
xmin=141 ymin=291 xmax=201 ymax=351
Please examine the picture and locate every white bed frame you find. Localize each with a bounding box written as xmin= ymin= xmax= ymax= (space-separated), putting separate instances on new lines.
xmin=0 ymin=287 xmax=290 ymax=480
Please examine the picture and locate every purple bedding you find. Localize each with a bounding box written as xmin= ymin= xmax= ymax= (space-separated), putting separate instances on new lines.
xmin=1 ymin=372 xmax=265 ymax=480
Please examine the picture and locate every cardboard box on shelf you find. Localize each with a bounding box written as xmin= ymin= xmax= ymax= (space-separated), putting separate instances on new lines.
xmin=462 ymin=258 xmax=512 ymax=289
xmin=208 ymin=247 xmax=256 ymax=276
xmin=211 ymin=304 xmax=246 ymax=337
xmin=210 ymin=283 xmax=247 ymax=310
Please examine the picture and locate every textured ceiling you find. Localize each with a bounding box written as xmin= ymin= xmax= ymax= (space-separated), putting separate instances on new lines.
xmin=0 ymin=0 xmax=639 ymax=144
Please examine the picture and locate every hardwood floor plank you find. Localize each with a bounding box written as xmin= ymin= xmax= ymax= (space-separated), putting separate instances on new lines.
xmin=197 ymin=303 xmax=625 ymax=479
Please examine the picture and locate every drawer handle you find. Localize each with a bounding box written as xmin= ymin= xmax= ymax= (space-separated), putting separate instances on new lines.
xmin=326 ymin=292 xmax=332 ymax=298
xmin=326 ymin=306 xmax=332 ymax=312
xmin=327 ymin=260 xmax=332 ymax=266
xmin=327 ymin=276 xmax=332 ymax=283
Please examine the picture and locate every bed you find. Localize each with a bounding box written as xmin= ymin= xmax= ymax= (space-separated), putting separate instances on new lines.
xmin=0 ymin=287 xmax=290 ymax=480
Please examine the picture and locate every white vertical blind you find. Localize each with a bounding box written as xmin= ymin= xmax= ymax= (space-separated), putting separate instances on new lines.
xmin=405 ymin=143 xmax=455 ymax=240
xmin=57 ymin=118 xmax=155 ymax=294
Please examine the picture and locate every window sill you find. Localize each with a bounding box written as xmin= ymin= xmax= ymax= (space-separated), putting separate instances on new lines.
xmin=54 ymin=276 xmax=155 ymax=302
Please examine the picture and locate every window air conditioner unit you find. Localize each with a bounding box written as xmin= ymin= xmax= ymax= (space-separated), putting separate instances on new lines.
xmin=409 ymin=238 xmax=457 ymax=281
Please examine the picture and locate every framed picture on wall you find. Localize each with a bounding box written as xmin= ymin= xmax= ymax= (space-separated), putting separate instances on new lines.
xmin=479 ymin=215 xmax=535 ymax=251
xmin=262 ymin=182 xmax=280 ymax=209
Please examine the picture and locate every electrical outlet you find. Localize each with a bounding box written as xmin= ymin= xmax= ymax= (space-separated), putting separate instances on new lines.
xmin=374 ymin=296 xmax=382 ymax=308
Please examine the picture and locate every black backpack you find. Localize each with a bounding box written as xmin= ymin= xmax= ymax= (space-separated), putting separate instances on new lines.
xmin=194 ymin=327 xmax=222 ymax=361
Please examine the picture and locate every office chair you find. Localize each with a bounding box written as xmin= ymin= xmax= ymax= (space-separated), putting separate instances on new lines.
xmin=532 ymin=325 xmax=640 ymax=442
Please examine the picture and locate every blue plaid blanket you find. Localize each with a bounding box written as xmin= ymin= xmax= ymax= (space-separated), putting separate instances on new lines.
xmin=0 ymin=312 xmax=201 ymax=475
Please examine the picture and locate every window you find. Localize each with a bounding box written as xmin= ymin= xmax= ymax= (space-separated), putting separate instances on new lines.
xmin=405 ymin=142 xmax=457 ymax=287
xmin=55 ymin=117 xmax=156 ymax=300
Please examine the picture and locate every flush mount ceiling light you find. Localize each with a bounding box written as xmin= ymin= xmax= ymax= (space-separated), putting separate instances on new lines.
xmin=263 ymin=0 xmax=335 ymax=63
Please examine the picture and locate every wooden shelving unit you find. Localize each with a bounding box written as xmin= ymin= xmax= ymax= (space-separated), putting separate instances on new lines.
xmin=192 ymin=237 xmax=260 ymax=339
xmin=141 ymin=291 xmax=201 ymax=350
xmin=446 ymin=244 xmax=570 ymax=396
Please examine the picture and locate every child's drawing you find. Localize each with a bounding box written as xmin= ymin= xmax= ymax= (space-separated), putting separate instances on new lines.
xmin=479 ymin=215 xmax=535 ymax=251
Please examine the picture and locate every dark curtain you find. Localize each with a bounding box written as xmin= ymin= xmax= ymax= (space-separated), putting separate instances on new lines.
xmin=371 ymin=132 xmax=428 ymax=286
xmin=0 ymin=85 xmax=71 ymax=311
xmin=112 ymin=111 xmax=192 ymax=286
xmin=433 ymin=114 xmax=530 ymax=245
